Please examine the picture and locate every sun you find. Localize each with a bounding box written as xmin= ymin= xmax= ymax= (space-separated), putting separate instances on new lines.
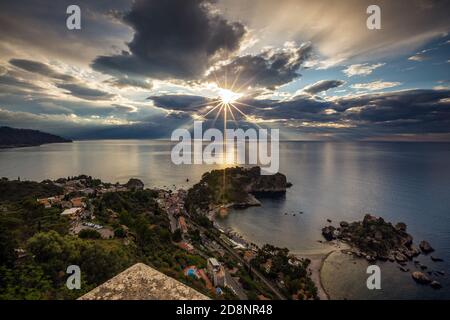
xmin=218 ymin=88 xmax=241 ymax=104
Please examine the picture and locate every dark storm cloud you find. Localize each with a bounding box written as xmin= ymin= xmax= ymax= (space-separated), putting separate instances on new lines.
xmin=303 ymin=80 xmax=345 ymax=95
xmin=57 ymin=83 xmax=116 ymax=101
xmin=9 ymin=59 xmax=76 ymax=81
xmin=209 ymin=44 xmax=312 ymax=89
xmin=146 ymin=89 xmax=450 ymax=136
xmin=0 ymin=73 xmax=45 ymax=93
xmin=92 ymin=0 xmax=246 ymax=80
xmin=340 ymin=89 xmax=450 ymax=129
xmin=148 ymin=94 xmax=211 ymax=112
xmin=4 ymin=59 xmax=117 ymax=102
xmin=0 ymin=0 xmax=132 ymax=64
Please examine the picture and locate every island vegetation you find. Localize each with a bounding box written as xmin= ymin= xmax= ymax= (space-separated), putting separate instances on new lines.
xmin=322 ymin=214 xmax=444 ymax=289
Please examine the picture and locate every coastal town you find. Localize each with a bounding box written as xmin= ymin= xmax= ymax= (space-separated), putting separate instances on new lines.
xmin=15 ymin=168 xmax=314 ymax=300
xmin=1 ymin=165 xmax=446 ymax=300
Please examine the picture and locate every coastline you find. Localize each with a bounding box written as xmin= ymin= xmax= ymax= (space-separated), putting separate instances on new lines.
xmin=213 ymin=208 xmax=345 ymax=300
xmin=294 ymin=242 xmax=349 ymax=300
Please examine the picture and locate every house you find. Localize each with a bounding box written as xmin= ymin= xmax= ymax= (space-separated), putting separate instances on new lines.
xmin=70 ymin=197 xmax=86 ymax=208
xmin=37 ymin=198 xmax=51 ymax=208
xmin=207 ymin=258 xmax=226 ymax=288
xmin=61 ymin=207 xmax=83 ymax=218
xmin=37 ymin=195 xmax=63 ymax=208
xmin=177 ymin=216 xmax=188 ymax=233
xmin=178 ymin=241 xmax=194 ymax=252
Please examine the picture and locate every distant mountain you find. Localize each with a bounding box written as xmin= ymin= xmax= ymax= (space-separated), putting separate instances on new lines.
xmin=0 ymin=126 xmax=72 ymax=149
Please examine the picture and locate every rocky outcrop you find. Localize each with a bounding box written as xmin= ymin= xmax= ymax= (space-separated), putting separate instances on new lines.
xmin=246 ymin=167 xmax=290 ymax=195
xmin=430 ymin=281 xmax=442 ymax=289
xmin=321 ymin=226 xmax=336 ymax=241
xmin=126 ymin=178 xmax=144 ymax=191
xmin=185 ymin=166 xmax=290 ymax=214
xmin=411 ymin=271 xmax=431 ymax=285
xmin=419 ymin=240 xmax=434 ymax=254
xmin=323 ymin=215 xmax=444 ymax=289
xmin=322 ymin=215 xmax=417 ymax=260
xmin=430 ymin=256 xmax=443 ymax=262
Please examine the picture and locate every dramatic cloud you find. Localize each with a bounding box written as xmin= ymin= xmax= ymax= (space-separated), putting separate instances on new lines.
xmin=0 ymin=72 xmax=46 ymax=93
xmin=57 ymin=83 xmax=116 ymax=101
xmin=219 ymin=0 xmax=450 ymax=63
xmin=351 ymin=81 xmax=402 ymax=91
xmin=145 ymin=88 xmax=450 ymax=139
xmin=343 ymin=63 xmax=385 ymax=77
xmin=303 ymin=80 xmax=345 ymax=95
xmin=9 ymin=59 xmax=76 ymax=81
xmin=0 ymin=0 xmax=449 ymax=140
xmin=148 ymin=94 xmax=210 ymax=112
xmin=105 ymin=77 xmax=153 ymax=90
xmin=207 ymin=43 xmax=312 ymax=89
xmin=0 ymin=0 xmax=132 ymax=65
xmin=92 ymin=0 xmax=246 ymax=80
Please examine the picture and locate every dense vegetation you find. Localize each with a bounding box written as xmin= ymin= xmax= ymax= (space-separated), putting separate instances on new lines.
xmin=251 ymin=244 xmax=318 ymax=300
xmin=185 ymin=166 xmax=288 ymax=214
xmin=0 ymin=126 xmax=71 ymax=148
xmin=0 ymin=178 xmax=63 ymax=202
xmin=0 ymin=179 xmax=132 ymax=299
xmin=0 ymin=179 xmax=218 ymax=299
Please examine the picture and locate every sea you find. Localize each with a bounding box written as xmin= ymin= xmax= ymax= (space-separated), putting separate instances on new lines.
xmin=1 ymin=140 xmax=449 ymax=299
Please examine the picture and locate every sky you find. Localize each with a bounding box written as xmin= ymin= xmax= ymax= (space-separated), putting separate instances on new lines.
xmin=0 ymin=0 xmax=449 ymax=141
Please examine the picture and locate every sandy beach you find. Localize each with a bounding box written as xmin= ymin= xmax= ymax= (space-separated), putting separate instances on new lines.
xmin=294 ymin=241 xmax=350 ymax=300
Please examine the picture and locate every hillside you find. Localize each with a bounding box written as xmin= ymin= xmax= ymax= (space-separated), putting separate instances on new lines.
xmin=0 ymin=126 xmax=72 ymax=149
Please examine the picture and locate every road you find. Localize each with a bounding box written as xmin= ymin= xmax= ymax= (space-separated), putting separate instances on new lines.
xmin=224 ymin=269 xmax=248 ymax=300
xmin=191 ymin=221 xmax=287 ymax=300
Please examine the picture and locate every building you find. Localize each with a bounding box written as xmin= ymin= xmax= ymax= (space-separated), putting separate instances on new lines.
xmin=177 ymin=216 xmax=188 ymax=233
xmin=61 ymin=207 xmax=83 ymax=218
xmin=70 ymin=197 xmax=86 ymax=208
xmin=37 ymin=195 xmax=63 ymax=208
xmin=207 ymin=258 xmax=226 ymax=288
xmin=178 ymin=241 xmax=194 ymax=252
xmin=37 ymin=198 xmax=51 ymax=208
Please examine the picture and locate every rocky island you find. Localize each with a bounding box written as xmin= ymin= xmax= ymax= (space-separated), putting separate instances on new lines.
xmin=185 ymin=166 xmax=291 ymax=215
xmin=322 ymin=214 xmax=444 ymax=289
xmin=322 ymin=214 xmax=421 ymax=262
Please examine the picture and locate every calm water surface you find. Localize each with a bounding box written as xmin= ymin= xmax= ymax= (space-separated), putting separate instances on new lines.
xmin=1 ymin=140 xmax=449 ymax=299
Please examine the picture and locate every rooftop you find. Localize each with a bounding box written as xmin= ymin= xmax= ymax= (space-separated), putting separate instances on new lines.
xmin=208 ymin=257 xmax=220 ymax=267
xmin=61 ymin=207 xmax=83 ymax=215
xmin=79 ymin=263 xmax=209 ymax=300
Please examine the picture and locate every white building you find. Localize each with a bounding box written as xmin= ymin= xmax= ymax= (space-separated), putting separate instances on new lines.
xmin=61 ymin=207 xmax=83 ymax=217
xmin=207 ymin=258 xmax=226 ymax=288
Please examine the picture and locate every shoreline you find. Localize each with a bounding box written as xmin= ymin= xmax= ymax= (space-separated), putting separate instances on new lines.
xmin=212 ymin=209 xmax=344 ymax=300
xmin=294 ymin=242 xmax=348 ymax=300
